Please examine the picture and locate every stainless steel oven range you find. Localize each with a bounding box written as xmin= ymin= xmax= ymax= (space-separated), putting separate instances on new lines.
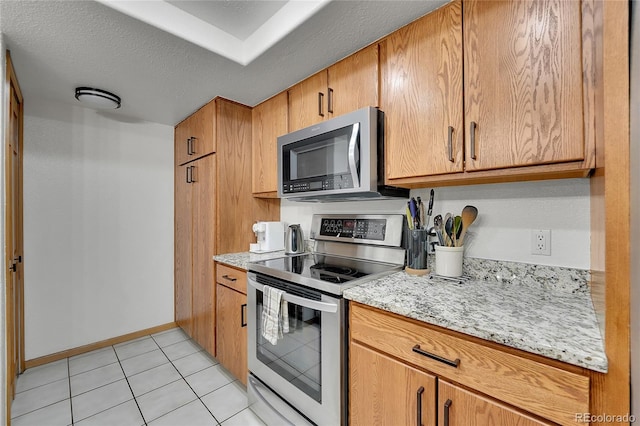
xmin=247 ymin=214 xmax=406 ymax=426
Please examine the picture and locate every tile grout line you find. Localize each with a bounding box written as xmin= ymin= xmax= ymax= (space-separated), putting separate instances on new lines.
xmin=67 ymin=358 xmax=74 ymax=425
xmin=113 ymin=343 xmax=149 ymax=426
xmin=151 ymin=334 xmax=222 ymax=426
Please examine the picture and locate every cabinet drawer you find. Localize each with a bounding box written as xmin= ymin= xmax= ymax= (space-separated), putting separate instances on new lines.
xmin=215 ymin=264 xmax=247 ymax=294
xmin=350 ymin=303 xmax=589 ymax=426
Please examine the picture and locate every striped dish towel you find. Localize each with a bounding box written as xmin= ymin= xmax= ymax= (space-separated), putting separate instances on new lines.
xmin=261 ymin=286 xmax=289 ymax=345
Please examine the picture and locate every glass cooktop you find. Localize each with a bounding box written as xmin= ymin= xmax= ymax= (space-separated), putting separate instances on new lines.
xmin=248 ymin=253 xmax=402 ymax=295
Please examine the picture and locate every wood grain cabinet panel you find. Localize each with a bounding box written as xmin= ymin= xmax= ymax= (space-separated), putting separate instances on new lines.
xmin=216 ymin=271 xmax=248 ymax=386
xmin=174 ymin=102 xmax=215 ymax=166
xmin=438 ymin=380 xmax=553 ymax=426
xmin=463 ymin=0 xmax=584 ymax=171
xmin=252 ymin=92 xmax=288 ymax=197
xmin=382 ymin=0 xmax=464 ymax=180
xmin=288 ymin=44 xmax=379 ymax=132
xmin=350 ymin=303 xmax=589 ymax=425
xmin=350 ymin=342 xmax=437 ymax=426
xmin=174 ymin=164 xmax=193 ymax=335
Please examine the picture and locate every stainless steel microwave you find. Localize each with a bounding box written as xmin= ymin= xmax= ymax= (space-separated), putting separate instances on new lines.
xmin=277 ymin=107 xmax=409 ymax=202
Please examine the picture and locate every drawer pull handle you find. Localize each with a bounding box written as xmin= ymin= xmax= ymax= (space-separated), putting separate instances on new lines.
xmin=444 ymin=399 xmax=452 ymax=426
xmin=241 ymin=303 xmax=247 ymax=327
xmin=416 ymin=386 xmax=425 ymax=426
xmin=222 ymin=274 xmax=237 ymax=282
xmin=318 ymin=92 xmax=325 ymax=117
xmin=412 ymin=344 xmax=460 ymax=368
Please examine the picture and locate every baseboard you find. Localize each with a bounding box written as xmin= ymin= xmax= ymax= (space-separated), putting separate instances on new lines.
xmin=24 ymin=322 xmax=179 ymax=369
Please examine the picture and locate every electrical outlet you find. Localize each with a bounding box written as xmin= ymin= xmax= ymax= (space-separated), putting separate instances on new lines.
xmin=531 ymin=229 xmax=551 ymax=256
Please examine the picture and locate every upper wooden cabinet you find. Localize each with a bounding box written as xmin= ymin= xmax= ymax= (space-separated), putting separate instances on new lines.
xmin=463 ymin=0 xmax=584 ymax=172
xmin=252 ymin=92 xmax=288 ymax=197
xmin=381 ymin=0 xmax=463 ymax=180
xmin=175 ymin=101 xmax=215 ymax=166
xmin=383 ymin=0 xmax=593 ymax=187
xmin=288 ymin=44 xmax=379 ymax=132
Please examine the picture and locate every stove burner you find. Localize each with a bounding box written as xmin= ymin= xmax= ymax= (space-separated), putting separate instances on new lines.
xmin=321 ymin=265 xmax=357 ymax=276
xmin=309 ymin=263 xmax=367 ymax=283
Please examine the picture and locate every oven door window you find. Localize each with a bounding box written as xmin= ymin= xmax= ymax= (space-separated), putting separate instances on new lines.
xmin=255 ymin=291 xmax=322 ymax=403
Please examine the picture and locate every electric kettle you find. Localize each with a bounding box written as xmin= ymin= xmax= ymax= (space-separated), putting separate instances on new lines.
xmin=285 ymin=224 xmax=304 ymax=255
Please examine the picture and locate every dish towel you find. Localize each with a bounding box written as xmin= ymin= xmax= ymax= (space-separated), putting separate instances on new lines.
xmin=261 ymin=286 xmax=289 ymax=345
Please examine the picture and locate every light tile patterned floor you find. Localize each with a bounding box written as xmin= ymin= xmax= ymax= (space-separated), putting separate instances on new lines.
xmin=10 ymin=328 xmax=265 ymax=426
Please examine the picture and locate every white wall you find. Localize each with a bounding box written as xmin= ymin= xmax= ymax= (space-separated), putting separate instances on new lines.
xmin=630 ymin=0 xmax=639 ymax=417
xmin=23 ymin=99 xmax=174 ymax=360
xmin=281 ymin=178 xmax=590 ymax=269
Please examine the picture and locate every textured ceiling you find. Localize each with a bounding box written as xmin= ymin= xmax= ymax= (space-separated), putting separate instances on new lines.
xmin=1 ymin=0 xmax=448 ymax=126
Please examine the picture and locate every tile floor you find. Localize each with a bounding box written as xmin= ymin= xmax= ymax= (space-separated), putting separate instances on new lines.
xmin=10 ymin=327 xmax=265 ymax=426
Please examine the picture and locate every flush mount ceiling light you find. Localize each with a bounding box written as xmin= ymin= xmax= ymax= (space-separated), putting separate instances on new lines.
xmin=75 ymin=87 xmax=121 ymax=109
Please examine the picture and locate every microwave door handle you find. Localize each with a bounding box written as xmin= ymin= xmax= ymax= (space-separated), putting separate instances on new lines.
xmin=247 ymin=278 xmax=338 ymax=313
xmin=348 ymin=122 xmax=360 ymax=188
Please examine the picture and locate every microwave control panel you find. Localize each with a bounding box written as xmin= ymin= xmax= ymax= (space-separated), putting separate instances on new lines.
xmin=319 ymin=218 xmax=386 ymax=241
xmin=282 ymin=174 xmax=354 ymax=193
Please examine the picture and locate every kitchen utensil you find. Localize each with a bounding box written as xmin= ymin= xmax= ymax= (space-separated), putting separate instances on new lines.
xmin=433 ymin=215 xmax=445 ymax=246
xmin=409 ymin=198 xmax=419 ymax=229
xmin=454 ymin=215 xmax=462 ymax=246
xmin=445 ymin=216 xmax=454 ymax=247
xmin=406 ymin=203 xmax=414 ymax=230
xmin=285 ymin=224 xmax=305 ymax=254
xmin=425 ymin=189 xmax=434 ymax=228
xmin=458 ymin=205 xmax=478 ymax=246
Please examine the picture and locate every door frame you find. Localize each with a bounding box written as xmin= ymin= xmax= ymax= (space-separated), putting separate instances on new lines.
xmin=5 ymin=49 xmax=25 ymax=423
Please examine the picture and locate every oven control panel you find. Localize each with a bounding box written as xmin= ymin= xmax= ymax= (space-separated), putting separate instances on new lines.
xmin=319 ymin=218 xmax=386 ymax=241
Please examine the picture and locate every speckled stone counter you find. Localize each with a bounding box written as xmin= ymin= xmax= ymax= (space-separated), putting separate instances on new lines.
xmin=344 ymin=258 xmax=607 ymax=373
xmin=213 ymin=251 xmax=289 ymax=270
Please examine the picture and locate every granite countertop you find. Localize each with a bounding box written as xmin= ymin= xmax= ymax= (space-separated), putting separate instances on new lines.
xmin=344 ymin=258 xmax=608 ymax=373
xmin=213 ymin=250 xmax=289 ymax=270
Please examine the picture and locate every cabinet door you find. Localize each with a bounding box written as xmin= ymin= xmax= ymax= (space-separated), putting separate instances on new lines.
xmin=350 ymin=342 xmax=437 ymax=426
xmin=189 ymin=101 xmax=216 ymax=161
xmin=327 ymin=44 xmax=379 ymax=117
xmin=174 ymin=164 xmax=192 ymax=336
xmin=464 ymin=0 xmax=583 ymax=171
xmin=288 ymin=70 xmax=328 ymax=132
xmin=191 ymin=155 xmax=216 ymax=355
xmin=382 ymin=0 xmax=463 ymax=180
xmin=252 ymin=92 xmax=288 ymax=196
xmin=175 ymin=117 xmax=192 ymax=167
xmin=216 ymin=283 xmax=247 ymax=385
xmin=438 ymin=381 xmax=552 ymax=426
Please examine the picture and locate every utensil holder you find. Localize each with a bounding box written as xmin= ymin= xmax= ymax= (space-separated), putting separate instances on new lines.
xmin=435 ymin=245 xmax=464 ymax=277
xmin=405 ymin=229 xmax=430 ymax=275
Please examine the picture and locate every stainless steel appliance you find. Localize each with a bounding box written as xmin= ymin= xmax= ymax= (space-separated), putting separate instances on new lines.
xmin=277 ymin=107 xmax=409 ymax=202
xmin=247 ymin=214 xmax=406 ymax=425
xmin=284 ymin=224 xmax=304 ymax=255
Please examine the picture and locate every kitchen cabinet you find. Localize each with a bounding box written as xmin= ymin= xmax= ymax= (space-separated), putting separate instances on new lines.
xmin=175 ymin=154 xmax=216 ymax=354
xmin=252 ymin=92 xmax=288 ymax=197
xmin=288 ymin=44 xmax=379 ymax=132
xmin=216 ymin=100 xmax=280 ymax=254
xmin=382 ymin=0 xmax=464 ymax=180
xmin=349 ymin=302 xmax=590 ymax=425
xmin=215 ymin=264 xmax=247 ymax=385
xmin=175 ymin=97 xmax=280 ymax=358
xmin=437 ymin=380 xmax=552 ymax=426
xmin=383 ymin=0 xmax=594 ymax=187
xmin=350 ymin=342 xmax=437 ymax=426
xmin=174 ymin=101 xmax=215 ymax=166
xmin=463 ymin=0 xmax=584 ymax=172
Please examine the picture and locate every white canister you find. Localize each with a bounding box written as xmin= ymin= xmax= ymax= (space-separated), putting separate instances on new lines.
xmin=435 ymin=246 xmax=464 ymax=277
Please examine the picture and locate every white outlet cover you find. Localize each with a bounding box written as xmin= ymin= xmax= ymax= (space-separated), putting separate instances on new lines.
xmin=531 ymin=229 xmax=551 ymax=256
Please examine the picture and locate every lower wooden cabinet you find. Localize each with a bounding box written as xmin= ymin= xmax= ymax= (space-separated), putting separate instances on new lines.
xmin=349 ymin=303 xmax=589 ymax=426
xmin=437 ymin=380 xmax=552 ymax=426
xmin=215 ymin=265 xmax=247 ymax=385
xmin=350 ymin=342 xmax=437 ymax=426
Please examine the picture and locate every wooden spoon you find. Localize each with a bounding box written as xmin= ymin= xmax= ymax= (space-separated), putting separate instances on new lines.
xmin=457 ymin=205 xmax=478 ymax=246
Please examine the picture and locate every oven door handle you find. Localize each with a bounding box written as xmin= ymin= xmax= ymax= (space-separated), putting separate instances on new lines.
xmin=248 ymin=278 xmax=338 ymax=313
